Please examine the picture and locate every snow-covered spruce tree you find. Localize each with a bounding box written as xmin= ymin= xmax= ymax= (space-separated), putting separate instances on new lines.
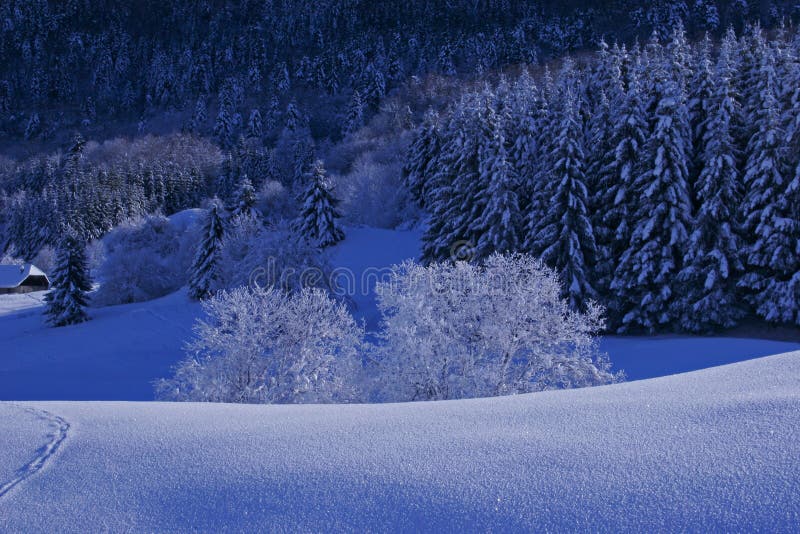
xmin=374 ymin=255 xmax=620 ymax=402
xmin=296 ymin=160 xmax=344 ymax=248
xmin=246 ymin=108 xmax=263 ymax=139
xmin=531 ymin=94 xmax=597 ymax=311
xmin=188 ymin=97 xmax=207 ymax=133
xmin=213 ymin=88 xmax=234 ymax=148
xmin=591 ymin=70 xmax=648 ymax=310
xmin=687 ymin=35 xmax=715 ymax=192
xmin=509 ymin=72 xmax=540 ymax=216
xmin=403 ymin=109 xmax=440 ymax=208
xmin=421 ymin=94 xmax=482 ymax=264
xmin=157 ymin=286 xmax=362 ymax=404
xmin=230 ymin=177 xmax=259 ymax=223
xmin=474 ymin=101 xmax=521 ymax=259
xmin=674 ymin=53 xmax=745 ymax=332
xmin=611 ymin=66 xmax=693 ymax=333
xmin=522 ymin=70 xmax=558 ymax=254
xmin=188 ymin=203 xmax=225 ymax=301
xmin=45 ymin=233 xmax=92 ymax=327
xmin=344 ymin=89 xmax=365 ymax=135
xmin=738 ymin=52 xmax=800 ymax=324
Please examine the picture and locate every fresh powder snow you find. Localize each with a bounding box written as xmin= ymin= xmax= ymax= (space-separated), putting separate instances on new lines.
xmin=1 ymin=352 xmax=798 ymax=531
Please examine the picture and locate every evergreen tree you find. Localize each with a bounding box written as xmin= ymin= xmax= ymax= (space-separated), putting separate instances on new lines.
xmin=590 ymin=72 xmax=647 ymax=311
xmin=230 ymin=178 xmax=259 ymax=222
xmin=403 ymin=109 xmax=440 ymax=208
xmin=738 ymin=51 xmax=800 ymax=324
xmin=285 ymin=100 xmax=303 ymax=132
xmin=296 ymin=160 xmax=345 ymax=248
xmin=687 ymin=35 xmax=715 ymax=195
xmin=188 ymin=203 xmax=225 ymax=301
xmin=474 ymin=108 xmax=521 ymax=259
xmin=214 ymin=88 xmax=234 ymax=148
xmin=420 ymin=98 xmax=481 ymax=264
xmin=611 ymin=68 xmax=693 ymax=332
xmin=344 ymin=90 xmax=365 ymax=134
xmin=247 ymin=108 xmax=263 ymax=139
xmin=532 ymin=95 xmax=597 ymax=310
xmin=675 ymin=55 xmax=745 ymax=332
xmin=24 ymin=112 xmax=41 ymax=140
xmin=44 ymin=233 xmax=92 ymax=327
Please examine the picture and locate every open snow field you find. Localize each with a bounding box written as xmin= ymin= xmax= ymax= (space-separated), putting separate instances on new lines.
xmin=1 ymin=352 xmax=799 ymax=531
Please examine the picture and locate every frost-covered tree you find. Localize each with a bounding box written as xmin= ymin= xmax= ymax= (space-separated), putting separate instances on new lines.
xmin=593 ymin=70 xmax=648 ymax=307
xmin=213 ymin=88 xmax=235 ymax=148
xmin=247 ymin=108 xmax=263 ymax=139
xmin=94 ymin=215 xmax=201 ymax=306
xmin=374 ymin=255 xmax=620 ymax=401
xmin=186 ymin=97 xmax=206 ymax=134
xmin=156 ymin=286 xmax=362 ymax=404
xmin=188 ymin=203 xmax=225 ymax=300
xmin=44 ymin=234 xmax=92 ymax=327
xmin=285 ymin=100 xmax=303 ymax=132
xmin=24 ymin=112 xmax=41 ymax=140
xmin=612 ymin=68 xmax=692 ymax=332
xmin=474 ymin=105 xmax=521 ymax=258
xmin=532 ymin=95 xmax=597 ymax=311
xmin=296 ymin=160 xmax=345 ymax=248
xmin=403 ymin=109 xmax=440 ymax=208
xmin=420 ymin=99 xmax=482 ymax=264
xmin=688 ymin=36 xmax=716 ymax=191
xmin=738 ymin=51 xmax=800 ymax=324
xmin=344 ymin=90 xmax=365 ymax=134
xmin=230 ymin=178 xmax=259 ymax=223
xmin=675 ymin=54 xmax=745 ymax=332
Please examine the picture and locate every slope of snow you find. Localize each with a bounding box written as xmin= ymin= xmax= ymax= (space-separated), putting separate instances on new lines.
xmin=1 ymin=352 xmax=798 ymax=531
xmin=0 ymin=289 xmax=199 ymax=401
xmin=602 ymin=335 xmax=800 ymax=380
xmin=330 ymin=225 xmax=422 ymax=329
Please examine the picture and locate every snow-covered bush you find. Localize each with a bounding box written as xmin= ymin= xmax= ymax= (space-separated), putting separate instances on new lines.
xmin=333 ymin=150 xmax=416 ymax=229
xmin=216 ymin=219 xmax=334 ymax=294
xmin=156 ymin=286 xmax=362 ymax=403
xmin=256 ymin=180 xmax=297 ymax=223
xmin=93 ymin=215 xmax=201 ymax=306
xmin=373 ymin=254 xmax=621 ymax=401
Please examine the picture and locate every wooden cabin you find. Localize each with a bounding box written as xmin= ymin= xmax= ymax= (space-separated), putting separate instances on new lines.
xmin=0 ymin=264 xmax=51 ymax=294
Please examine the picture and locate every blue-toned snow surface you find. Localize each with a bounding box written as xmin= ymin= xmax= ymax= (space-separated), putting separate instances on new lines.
xmin=1 ymin=352 xmax=799 ymax=531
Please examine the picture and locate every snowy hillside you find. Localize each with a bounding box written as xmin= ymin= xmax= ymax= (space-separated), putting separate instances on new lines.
xmin=1 ymin=352 xmax=799 ymax=531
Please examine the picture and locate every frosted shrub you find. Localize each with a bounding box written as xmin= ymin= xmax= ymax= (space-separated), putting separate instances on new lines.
xmin=216 ymin=220 xmax=333 ymax=294
xmin=374 ymin=254 xmax=621 ymax=401
xmin=94 ymin=215 xmax=200 ymax=306
xmin=156 ymin=286 xmax=363 ymax=404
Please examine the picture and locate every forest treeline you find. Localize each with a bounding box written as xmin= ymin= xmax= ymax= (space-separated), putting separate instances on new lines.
xmin=405 ymin=25 xmax=800 ymax=333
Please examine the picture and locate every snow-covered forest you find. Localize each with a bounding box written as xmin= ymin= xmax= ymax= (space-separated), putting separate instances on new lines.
xmin=1 ymin=2 xmax=800 ymax=529
xmin=407 ymin=26 xmax=800 ymax=333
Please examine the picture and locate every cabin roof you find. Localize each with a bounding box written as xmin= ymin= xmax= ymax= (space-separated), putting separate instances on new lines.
xmin=0 ymin=264 xmax=50 ymax=289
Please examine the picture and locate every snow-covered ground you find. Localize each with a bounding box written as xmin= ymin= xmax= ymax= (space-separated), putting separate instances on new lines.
xmin=0 ymin=289 xmax=199 ymax=400
xmin=1 ymin=352 xmax=798 ymax=531
xmin=1 ymin=226 xmax=798 ymax=401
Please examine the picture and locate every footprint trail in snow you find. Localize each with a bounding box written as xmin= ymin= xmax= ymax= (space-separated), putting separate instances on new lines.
xmin=0 ymin=404 xmax=69 ymax=498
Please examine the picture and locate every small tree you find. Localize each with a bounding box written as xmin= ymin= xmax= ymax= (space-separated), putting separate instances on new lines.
xmin=45 ymin=234 xmax=92 ymax=327
xmin=296 ymin=160 xmax=345 ymax=248
xmin=230 ymin=177 xmax=259 ymax=223
xmin=188 ymin=203 xmax=225 ymax=300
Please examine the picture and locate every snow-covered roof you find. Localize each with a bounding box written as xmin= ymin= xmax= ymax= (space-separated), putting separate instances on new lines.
xmin=0 ymin=264 xmax=50 ymax=289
